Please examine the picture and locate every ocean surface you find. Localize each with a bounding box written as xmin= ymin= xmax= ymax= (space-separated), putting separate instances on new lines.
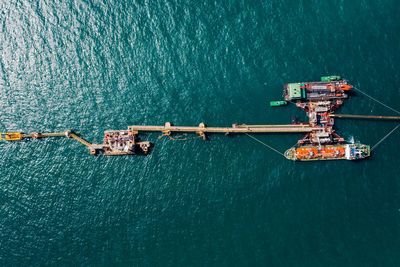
xmin=1 ymin=0 xmax=400 ymax=266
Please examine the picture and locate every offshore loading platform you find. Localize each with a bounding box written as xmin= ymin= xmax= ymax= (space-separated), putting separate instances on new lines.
xmin=282 ymin=76 xmax=368 ymax=160
xmin=1 ymin=76 xmax=399 ymax=161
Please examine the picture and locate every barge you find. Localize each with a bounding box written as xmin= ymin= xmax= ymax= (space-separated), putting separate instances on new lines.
xmin=284 ymin=76 xmax=353 ymax=102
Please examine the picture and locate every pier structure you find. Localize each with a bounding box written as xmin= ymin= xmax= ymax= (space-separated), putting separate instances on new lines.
xmin=0 ymin=123 xmax=316 ymax=156
xmin=2 ymin=76 xmax=399 ymax=160
xmin=295 ymin=100 xmax=345 ymax=145
xmin=1 ymin=130 xmax=93 ymax=147
xmin=129 ymin=122 xmax=315 ymax=136
xmin=329 ymin=114 xmax=400 ymax=120
xmin=91 ymin=123 xmax=316 ymax=155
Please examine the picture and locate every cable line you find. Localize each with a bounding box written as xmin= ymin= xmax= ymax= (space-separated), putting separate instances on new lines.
xmin=371 ymin=124 xmax=400 ymax=151
xmin=245 ymin=133 xmax=285 ymax=157
xmin=351 ymin=87 xmax=400 ymax=151
xmin=353 ymin=87 xmax=400 ymax=115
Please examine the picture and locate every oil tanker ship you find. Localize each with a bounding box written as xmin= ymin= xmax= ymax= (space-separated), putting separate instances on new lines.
xmin=284 ymin=143 xmax=371 ymax=161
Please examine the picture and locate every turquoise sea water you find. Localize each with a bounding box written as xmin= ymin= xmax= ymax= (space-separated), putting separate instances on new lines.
xmin=1 ymin=0 xmax=400 ymax=266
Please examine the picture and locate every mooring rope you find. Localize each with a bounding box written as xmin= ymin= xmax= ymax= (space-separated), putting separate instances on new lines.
xmin=353 ymin=87 xmax=400 ymax=115
xmin=289 ymin=140 xmax=299 ymax=149
xmin=245 ymin=133 xmax=285 ymax=157
xmin=371 ymin=124 xmax=400 ymax=151
xmin=352 ymin=87 xmax=400 ymax=151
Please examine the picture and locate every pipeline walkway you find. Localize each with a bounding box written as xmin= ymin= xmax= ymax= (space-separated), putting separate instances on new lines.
xmin=128 ymin=123 xmax=315 ymax=134
xmin=1 ymin=124 xmax=313 ymax=156
xmin=69 ymin=132 xmax=92 ymax=147
xmin=329 ymin=114 xmax=400 ymax=120
xmin=1 ymin=130 xmax=92 ymax=147
xmin=23 ymin=132 xmax=66 ymax=138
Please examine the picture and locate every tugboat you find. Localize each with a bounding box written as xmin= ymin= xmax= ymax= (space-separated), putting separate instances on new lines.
xmin=269 ymin=100 xmax=288 ymax=107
